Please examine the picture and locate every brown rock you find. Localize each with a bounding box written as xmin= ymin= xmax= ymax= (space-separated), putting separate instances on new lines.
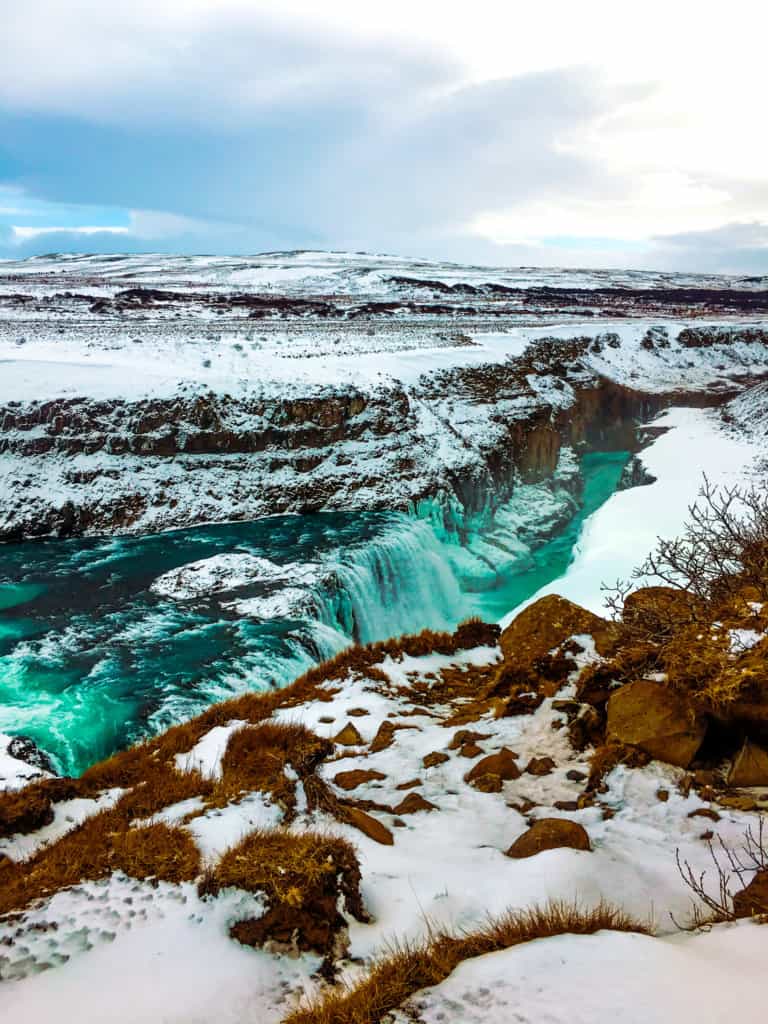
xmin=733 ymin=870 xmax=768 ymax=918
xmin=333 ymin=769 xmax=386 ymax=791
xmin=606 ymin=680 xmax=706 ymax=768
xmin=347 ymin=708 xmax=370 ymax=717
xmin=688 ymin=807 xmax=721 ymax=822
xmin=506 ymin=818 xmax=591 ymax=859
xmin=566 ymin=769 xmax=587 ymax=782
xmin=656 ymin=789 xmax=669 ymax=802
xmin=622 ymin=586 xmax=702 ymax=635
xmin=465 ymin=747 xmax=520 ymax=792
xmin=396 ymin=779 xmax=421 ymax=791
xmin=334 ymin=723 xmax=364 ymax=746
xmin=369 ymin=721 xmax=419 ymax=753
xmin=727 ymin=739 xmax=768 ymax=787
xmin=342 ymin=807 xmax=394 ymax=846
xmin=553 ymin=800 xmax=580 ymax=812
xmin=423 ymin=751 xmax=450 ymax=769
xmin=526 ymin=757 xmax=556 ymax=776
xmin=449 ymin=729 xmax=491 ymax=750
xmin=393 ymin=792 xmax=437 ymax=815
xmin=459 ymin=742 xmax=484 ymax=758
xmin=500 ymin=594 xmax=617 ymax=665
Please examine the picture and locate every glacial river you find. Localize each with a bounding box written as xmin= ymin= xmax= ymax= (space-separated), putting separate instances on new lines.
xmin=0 ymin=452 xmax=628 ymax=774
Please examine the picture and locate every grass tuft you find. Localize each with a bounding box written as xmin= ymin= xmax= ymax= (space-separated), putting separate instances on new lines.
xmin=283 ymin=900 xmax=649 ymax=1024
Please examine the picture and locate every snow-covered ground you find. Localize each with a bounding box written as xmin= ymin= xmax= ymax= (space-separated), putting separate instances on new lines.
xmin=0 ymin=638 xmax=765 ymax=1022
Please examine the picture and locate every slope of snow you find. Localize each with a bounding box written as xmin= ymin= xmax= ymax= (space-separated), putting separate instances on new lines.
xmin=396 ymin=922 xmax=764 ymax=1024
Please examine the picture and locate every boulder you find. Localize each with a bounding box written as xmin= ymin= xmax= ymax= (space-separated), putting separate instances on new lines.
xmin=459 ymin=742 xmax=484 ymax=758
xmin=621 ymin=586 xmax=702 ymax=636
xmin=606 ymin=680 xmax=706 ymax=768
xmin=333 ymin=769 xmax=386 ymax=791
xmin=727 ymin=739 xmax=768 ymax=787
xmin=423 ymin=751 xmax=450 ymax=768
xmin=500 ymin=595 xmax=617 ymax=666
xmin=465 ymin=747 xmax=520 ymax=792
xmin=733 ymin=870 xmax=768 ymax=918
xmin=392 ymin=792 xmax=437 ymax=814
xmin=341 ymin=806 xmax=394 ymax=846
xmin=526 ymin=756 xmax=556 ymax=776
xmin=449 ymin=729 xmax=491 ymax=750
xmin=333 ymin=723 xmax=364 ymax=746
xmin=506 ymin=818 xmax=591 ymax=859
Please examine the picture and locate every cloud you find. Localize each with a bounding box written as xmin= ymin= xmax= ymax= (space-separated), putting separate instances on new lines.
xmin=0 ymin=2 xmax=766 ymax=271
xmin=648 ymin=222 xmax=768 ymax=275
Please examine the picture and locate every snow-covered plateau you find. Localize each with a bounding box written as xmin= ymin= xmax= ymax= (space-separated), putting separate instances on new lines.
xmin=1 ymin=252 xmax=768 ymax=1023
xmin=1 ymin=251 xmax=767 ymax=541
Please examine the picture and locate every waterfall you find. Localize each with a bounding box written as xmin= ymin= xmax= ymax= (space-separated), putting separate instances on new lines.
xmin=314 ymin=515 xmax=470 ymax=642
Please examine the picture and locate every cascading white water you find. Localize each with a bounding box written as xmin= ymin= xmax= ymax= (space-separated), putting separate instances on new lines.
xmin=314 ymin=515 xmax=471 ymax=642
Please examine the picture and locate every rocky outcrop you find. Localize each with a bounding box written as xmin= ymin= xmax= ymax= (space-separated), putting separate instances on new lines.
xmin=505 ymin=818 xmax=591 ymax=858
xmin=727 ymin=739 xmax=768 ymax=787
xmin=606 ymin=680 xmax=707 ymax=769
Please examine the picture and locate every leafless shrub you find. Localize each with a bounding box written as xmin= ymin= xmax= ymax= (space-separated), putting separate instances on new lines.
xmin=674 ymin=817 xmax=768 ymax=929
xmin=603 ymin=476 xmax=768 ymax=621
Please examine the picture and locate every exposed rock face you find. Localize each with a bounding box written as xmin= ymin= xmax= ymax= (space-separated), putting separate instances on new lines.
xmin=499 ymin=594 xmax=617 ymax=666
xmin=606 ymin=680 xmax=707 ymax=768
xmin=505 ymin=818 xmax=591 ymax=858
xmin=733 ymin=870 xmax=768 ymax=918
xmin=727 ymin=739 xmax=768 ymax=787
xmin=621 ymin=587 xmax=703 ymax=637
xmin=6 ymin=736 xmax=56 ymax=776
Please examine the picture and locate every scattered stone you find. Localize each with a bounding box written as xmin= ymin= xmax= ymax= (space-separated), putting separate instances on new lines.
xmin=526 ymin=757 xmax=556 ymax=776
xmin=449 ymin=729 xmax=491 ymax=750
xmin=396 ymin=779 xmax=421 ymax=791
xmin=465 ymin=748 xmax=521 ymax=792
xmin=392 ymin=818 xmax=407 ymax=828
xmin=656 ymin=789 xmax=669 ymax=802
xmin=506 ymin=818 xmax=591 ymax=859
xmin=342 ymin=807 xmax=394 ymax=846
xmin=369 ymin=721 xmax=419 ymax=753
xmin=601 ymin=807 xmax=616 ymax=820
xmin=508 ymin=797 xmax=538 ymax=814
xmin=459 ymin=742 xmax=484 ymax=758
xmin=333 ymin=769 xmax=386 ymax=791
xmin=334 ymin=723 xmax=364 ymax=746
xmin=553 ymin=800 xmax=580 ymax=812
xmin=727 ymin=739 xmax=768 ymax=787
xmin=566 ymin=769 xmax=587 ymax=782
xmin=718 ymin=793 xmax=760 ymax=812
xmin=393 ymin=792 xmax=437 ymax=815
xmin=423 ymin=751 xmax=450 ymax=768
xmin=347 ymin=708 xmax=370 ymax=717
xmin=606 ymin=680 xmax=706 ymax=768
xmin=688 ymin=807 xmax=721 ymax=821
xmin=733 ymin=870 xmax=768 ymax=918
xmin=318 ymin=716 xmax=335 ymax=724
xmin=700 ymin=830 xmax=714 ymax=841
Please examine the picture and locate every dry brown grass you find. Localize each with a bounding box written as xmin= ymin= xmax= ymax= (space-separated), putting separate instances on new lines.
xmin=283 ymin=900 xmax=650 ymax=1024
xmin=0 ymin=813 xmax=201 ymax=916
xmin=200 ymin=828 xmax=368 ymax=958
xmin=204 ymin=828 xmax=363 ymax=915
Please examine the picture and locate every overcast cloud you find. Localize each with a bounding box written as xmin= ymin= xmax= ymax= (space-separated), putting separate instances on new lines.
xmin=1 ymin=0 xmax=766 ymax=271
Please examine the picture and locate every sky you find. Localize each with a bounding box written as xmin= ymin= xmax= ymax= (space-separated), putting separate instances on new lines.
xmin=1 ymin=0 xmax=767 ymax=272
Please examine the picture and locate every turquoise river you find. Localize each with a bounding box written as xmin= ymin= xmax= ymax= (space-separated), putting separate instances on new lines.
xmin=0 ymin=452 xmax=628 ymax=774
